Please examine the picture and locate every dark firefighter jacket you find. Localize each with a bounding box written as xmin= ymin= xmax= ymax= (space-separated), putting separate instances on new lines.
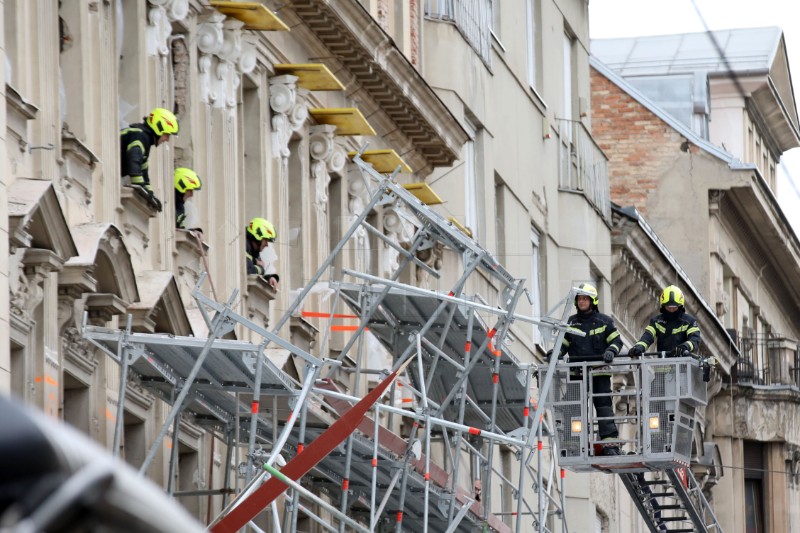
xmin=633 ymin=311 xmax=701 ymax=354
xmin=245 ymin=236 xmax=279 ymax=284
xmin=175 ymin=191 xmax=187 ymax=229
xmin=559 ymin=309 xmax=622 ymax=362
xmin=120 ymin=123 xmax=157 ymax=187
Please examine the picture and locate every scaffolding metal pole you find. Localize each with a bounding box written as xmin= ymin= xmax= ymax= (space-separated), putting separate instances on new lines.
xmin=390 ymin=254 xmax=484 ymax=533
xmin=269 ymin=178 xmax=392 ymax=337
xmin=311 ymin=387 xmax=526 ymax=447
xmin=369 ymin=406 xmax=380 ymax=532
xmin=516 ymin=366 xmax=534 ymax=533
xmin=483 ymin=281 xmax=526 ymax=524
xmin=415 ymin=334 xmax=431 ymax=533
xmin=374 ymin=468 xmax=402 ymax=525
xmin=337 ymin=292 xmax=373 ymax=532
xmin=261 ymin=464 xmax=370 ymax=533
xmin=167 ymin=402 xmax=181 ymax=496
xmin=245 ymin=342 xmax=268 ymax=485
xmin=288 ymin=367 xmax=312 ymax=533
xmin=340 ymin=269 xmax=550 ymax=327
xmin=112 ymin=315 xmax=133 ymax=457
xmin=443 ymin=498 xmax=476 ymax=533
xmin=447 ymin=311 xmax=474 ymax=523
xmin=222 ymin=425 xmax=235 ymax=508
xmin=139 ymin=289 xmax=238 ymax=475
xmin=525 ymin=288 xmax=582 ymax=465
xmin=538 ymin=422 xmax=544 ymax=533
xmin=212 ymin=370 xmax=317 ymax=524
xmin=325 ymin=229 xmax=428 ymax=380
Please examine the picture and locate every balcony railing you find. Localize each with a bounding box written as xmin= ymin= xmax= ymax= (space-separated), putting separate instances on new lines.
xmin=425 ymin=0 xmax=493 ymax=66
xmin=732 ymin=334 xmax=800 ymax=388
xmin=557 ymin=119 xmax=611 ymax=222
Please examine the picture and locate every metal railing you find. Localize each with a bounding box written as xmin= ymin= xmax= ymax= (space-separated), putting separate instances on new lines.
xmin=557 ymin=119 xmax=611 ymax=222
xmin=733 ymin=334 xmax=800 ymax=388
xmin=425 ymin=0 xmax=493 ymax=66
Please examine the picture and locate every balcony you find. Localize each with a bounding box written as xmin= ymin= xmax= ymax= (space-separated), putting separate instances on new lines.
xmin=425 ymin=0 xmax=493 ymax=67
xmin=558 ymin=119 xmax=611 ymax=222
xmin=732 ymin=332 xmax=800 ymax=388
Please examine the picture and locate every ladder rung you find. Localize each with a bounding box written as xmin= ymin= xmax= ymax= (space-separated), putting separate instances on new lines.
xmin=658 ymin=516 xmax=689 ymax=522
xmin=654 ymin=504 xmax=683 ymax=510
xmin=640 ymin=480 xmax=669 ymax=486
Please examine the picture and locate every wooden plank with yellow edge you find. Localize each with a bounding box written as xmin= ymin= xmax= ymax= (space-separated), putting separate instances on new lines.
xmin=309 ymin=108 xmax=376 ymax=136
xmin=448 ymin=217 xmax=473 ymax=238
xmin=210 ymin=1 xmax=289 ymax=31
xmin=403 ymin=183 xmax=444 ymax=205
xmin=273 ymin=64 xmax=345 ymax=91
xmin=348 ymin=149 xmax=412 ymax=174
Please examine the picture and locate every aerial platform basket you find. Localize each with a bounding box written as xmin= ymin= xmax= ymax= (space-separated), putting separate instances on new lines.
xmin=541 ymin=356 xmax=707 ymax=473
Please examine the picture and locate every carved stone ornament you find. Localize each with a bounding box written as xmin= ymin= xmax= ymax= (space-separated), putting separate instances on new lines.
xmin=270 ymin=75 xmax=308 ymax=159
xmin=62 ymin=326 xmax=98 ymax=375
xmin=197 ymin=16 xmax=225 ymax=56
xmin=309 ymin=125 xmax=346 ymax=207
xmin=197 ymin=13 xmax=251 ymax=109
xmin=9 ymin=252 xmax=45 ymax=324
xmin=145 ymin=0 xmax=189 ymax=57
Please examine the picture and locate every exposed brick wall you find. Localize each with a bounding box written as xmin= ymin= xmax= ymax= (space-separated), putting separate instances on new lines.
xmin=590 ymin=67 xmax=687 ymax=217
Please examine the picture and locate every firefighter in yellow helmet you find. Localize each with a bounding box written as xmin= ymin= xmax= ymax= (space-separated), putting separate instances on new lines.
xmin=245 ymin=218 xmax=279 ymax=289
xmin=552 ymin=283 xmax=622 ymax=455
xmin=174 ymin=168 xmax=202 ymax=232
xmin=120 ymin=107 xmax=179 ymax=212
xmin=628 ymin=285 xmax=701 ymax=357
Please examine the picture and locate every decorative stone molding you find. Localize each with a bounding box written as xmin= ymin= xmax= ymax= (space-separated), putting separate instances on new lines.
xmin=270 ymin=75 xmax=309 ymax=159
xmin=382 ymin=203 xmax=416 ymax=277
xmin=246 ymin=275 xmax=276 ymax=329
xmin=62 ymin=325 xmax=98 ymax=378
xmin=346 ymin=169 xmax=371 ymax=273
xmin=309 ymin=125 xmax=346 ymax=207
xmin=197 ymin=13 xmax=254 ymax=108
xmin=61 ymin=131 xmax=99 ymax=217
xmin=145 ymin=0 xmax=189 ymax=56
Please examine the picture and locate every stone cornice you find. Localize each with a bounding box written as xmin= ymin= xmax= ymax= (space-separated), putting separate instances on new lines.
xmin=287 ymin=0 xmax=467 ymax=173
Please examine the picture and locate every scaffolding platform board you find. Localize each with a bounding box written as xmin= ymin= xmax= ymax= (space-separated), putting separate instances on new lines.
xmin=339 ymin=283 xmax=528 ymax=433
xmin=84 ymin=327 xmax=299 ymax=434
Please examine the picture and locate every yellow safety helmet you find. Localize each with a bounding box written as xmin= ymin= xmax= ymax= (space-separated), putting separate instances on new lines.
xmin=575 ymin=283 xmax=599 ymax=307
xmin=247 ymin=217 xmax=276 ymax=242
xmin=174 ymin=168 xmax=202 ymax=194
xmin=660 ymin=285 xmax=685 ymax=308
xmin=147 ymin=107 xmax=179 ymax=136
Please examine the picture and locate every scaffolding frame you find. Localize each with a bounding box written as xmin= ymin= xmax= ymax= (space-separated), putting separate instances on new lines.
xmin=83 ymin=150 xmax=582 ymax=532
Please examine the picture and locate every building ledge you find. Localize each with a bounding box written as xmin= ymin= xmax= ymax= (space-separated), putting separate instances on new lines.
xmin=287 ymin=0 xmax=468 ymax=174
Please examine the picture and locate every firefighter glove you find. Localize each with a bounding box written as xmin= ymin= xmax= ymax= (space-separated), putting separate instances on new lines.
xmin=674 ymin=342 xmax=692 ymax=357
xmin=603 ymin=349 xmax=615 ymax=364
xmin=628 ymin=345 xmax=644 ymax=358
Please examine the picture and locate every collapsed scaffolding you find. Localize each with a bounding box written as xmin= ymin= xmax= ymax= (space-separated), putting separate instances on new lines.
xmin=84 ymin=149 xmax=574 ymax=532
xmin=82 ymin=149 xmax=724 ymax=533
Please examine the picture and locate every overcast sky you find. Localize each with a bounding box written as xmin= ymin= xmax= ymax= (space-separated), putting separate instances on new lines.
xmin=589 ymin=0 xmax=800 ymax=232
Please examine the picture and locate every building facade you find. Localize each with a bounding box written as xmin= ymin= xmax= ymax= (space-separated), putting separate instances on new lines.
xmin=593 ymin=28 xmax=800 ymax=532
xmin=0 ymin=0 xmax=623 ymax=531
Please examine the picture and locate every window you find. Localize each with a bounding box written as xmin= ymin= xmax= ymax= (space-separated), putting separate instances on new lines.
xmin=463 ymin=119 xmax=479 ymax=240
xmin=562 ymin=32 xmax=576 ymax=137
xmin=530 ymin=228 xmax=543 ymax=344
xmin=743 ymin=441 xmax=764 ymax=533
xmin=494 ymin=177 xmax=506 ymax=262
xmin=425 ymin=0 xmax=493 ymax=66
xmin=123 ymin=412 xmax=146 ymax=469
xmin=63 ymin=372 xmax=91 ymax=434
xmin=526 ymin=0 xmax=541 ymax=90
